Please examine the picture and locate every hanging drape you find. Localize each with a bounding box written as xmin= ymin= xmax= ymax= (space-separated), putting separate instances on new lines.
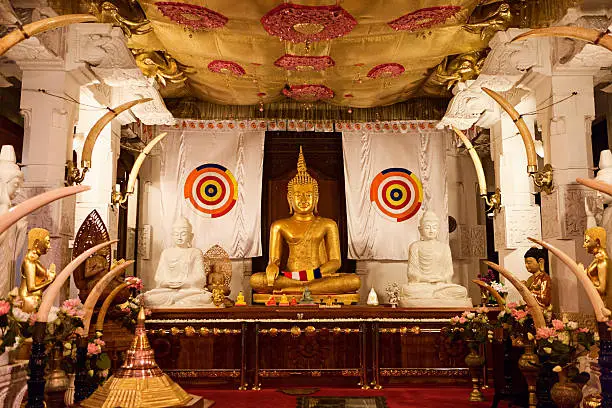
xmin=342 ymin=121 xmax=449 ymax=260
xmin=158 ymin=126 xmax=265 ymax=258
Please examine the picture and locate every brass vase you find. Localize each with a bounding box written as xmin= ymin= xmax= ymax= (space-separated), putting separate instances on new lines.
xmin=464 ymin=342 xmax=485 ymax=402
xmin=518 ymin=343 xmax=540 ymax=408
xmin=550 ymin=368 xmax=582 ymax=408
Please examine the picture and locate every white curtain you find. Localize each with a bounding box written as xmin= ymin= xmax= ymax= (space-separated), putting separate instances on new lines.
xmin=342 ymin=125 xmax=449 ymax=260
xmin=159 ymin=128 xmax=265 ymax=258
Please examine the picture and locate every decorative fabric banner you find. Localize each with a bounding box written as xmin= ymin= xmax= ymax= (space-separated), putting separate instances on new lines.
xmin=342 ymin=123 xmax=449 ymax=260
xmin=159 ymin=128 xmax=265 ymax=258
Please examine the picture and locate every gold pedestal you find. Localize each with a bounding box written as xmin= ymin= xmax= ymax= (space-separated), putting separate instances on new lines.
xmin=252 ymin=293 xmax=360 ymax=305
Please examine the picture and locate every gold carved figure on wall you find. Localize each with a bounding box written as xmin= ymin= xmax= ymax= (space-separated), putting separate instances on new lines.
xmin=133 ymin=50 xmax=194 ymax=87
xmin=584 ymin=227 xmax=612 ymax=309
xmin=88 ymin=1 xmax=152 ymax=37
xmin=18 ymin=228 xmax=56 ymax=313
xmin=523 ymin=247 xmax=551 ymax=308
xmin=250 ymin=147 xmax=360 ymax=297
xmin=463 ymin=3 xmax=512 ymax=40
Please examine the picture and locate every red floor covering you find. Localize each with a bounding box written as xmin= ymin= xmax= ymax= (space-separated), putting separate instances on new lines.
xmin=186 ymin=386 xmax=509 ymax=408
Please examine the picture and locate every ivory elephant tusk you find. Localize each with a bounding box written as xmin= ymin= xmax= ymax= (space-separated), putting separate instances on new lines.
xmin=0 ymin=14 xmax=96 ymax=56
xmin=483 ymin=261 xmax=546 ymax=329
xmin=453 ymin=126 xmax=488 ymax=197
xmin=481 ymin=87 xmax=538 ymax=173
xmin=528 ymin=237 xmax=612 ymax=322
xmin=0 ymin=185 xmax=90 ymax=235
xmin=126 ymin=132 xmax=167 ymax=194
xmin=37 ymin=240 xmax=118 ymax=323
xmin=472 ymin=279 xmax=505 ymax=306
xmin=82 ymin=260 xmax=135 ymax=333
xmin=81 ymin=98 xmax=153 ymax=169
xmin=511 ymin=26 xmax=612 ymax=52
xmin=95 ymin=282 xmax=129 ymax=333
xmin=576 ymin=177 xmax=612 ymax=197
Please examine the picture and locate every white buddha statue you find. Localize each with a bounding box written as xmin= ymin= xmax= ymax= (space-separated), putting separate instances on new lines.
xmin=399 ymin=211 xmax=472 ymax=308
xmin=144 ymin=217 xmax=214 ymax=308
xmin=586 ymin=149 xmax=612 ymax=255
xmin=0 ymin=145 xmax=26 ymax=296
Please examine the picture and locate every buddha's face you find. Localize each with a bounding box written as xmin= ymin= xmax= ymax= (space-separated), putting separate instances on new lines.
xmin=35 ymin=235 xmax=51 ymax=255
xmin=291 ymin=184 xmax=316 ymax=215
xmin=419 ymin=220 xmax=439 ymax=241
xmin=6 ymin=176 xmax=22 ymax=200
xmin=524 ymin=257 xmax=540 ymax=274
xmin=583 ymin=233 xmax=600 ymax=254
xmin=172 ymin=226 xmax=192 ymax=248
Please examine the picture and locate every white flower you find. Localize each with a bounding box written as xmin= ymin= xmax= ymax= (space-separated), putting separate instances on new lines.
xmin=47 ymin=306 xmax=59 ymax=323
xmin=498 ymin=311 xmax=506 ymax=318
xmin=491 ymin=281 xmax=508 ymax=294
xmin=567 ymin=321 xmax=578 ymax=330
xmin=552 ymin=365 xmax=562 ymax=373
xmin=557 ymin=331 xmax=570 ymax=345
xmin=12 ymin=307 xmax=30 ymax=322
xmin=466 ymin=313 xmax=475 ymax=320
xmin=543 ymin=347 xmax=552 ymax=354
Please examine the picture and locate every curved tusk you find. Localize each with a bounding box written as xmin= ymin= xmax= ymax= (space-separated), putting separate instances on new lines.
xmin=529 ymin=237 xmax=612 ymax=322
xmin=472 ymin=279 xmax=505 ymax=305
xmin=481 ymin=87 xmax=538 ymax=173
xmin=95 ymin=282 xmax=129 ymax=333
xmin=0 ymin=14 xmax=96 ymax=56
xmin=82 ymin=260 xmax=135 ymax=333
xmin=81 ymin=98 xmax=153 ymax=169
xmin=0 ymin=185 xmax=90 ymax=235
xmin=37 ymin=239 xmax=118 ymax=322
xmin=576 ymin=177 xmax=612 ymax=197
xmin=126 ymin=132 xmax=167 ymax=194
xmin=484 ymin=261 xmax=547 ymax=329
xmin=511 ymin=27 xmax=612 ymax=52
xmin=453 ymin=126 xmax=488 ymax=197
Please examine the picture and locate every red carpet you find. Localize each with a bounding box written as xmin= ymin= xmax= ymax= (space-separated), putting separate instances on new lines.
xmin=186 ymin=386 xmax=510 ymax=408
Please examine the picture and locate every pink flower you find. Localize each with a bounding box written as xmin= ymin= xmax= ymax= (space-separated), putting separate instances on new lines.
xmin=536 ymin=327 xmax=556 ymax=340
xmin=506 ymin=302 xmax=519 ymax=309
xmin=578 ymin=327 xmax=589 ymax=333
xmin=125 ymin=277 xmax=144 ymax=291
xmin=87 ymin=343 xmax=101 ymax=355
xmin=0 ymin=301 xmax=10 ymax=316
xmin=145 ymin=309 xmax=152 ymax=316
xmin=450 ymin=316 xmax=459 ymax=324
xmin=93 ymin=338 xmax=105 ymax=347
xmin=459 ymin=317 xmax=467 ymax=324
xmin=552 ymin=319 xmax=565 ymax=330
xmin=511 ymin=309 xmax=528 ymax=320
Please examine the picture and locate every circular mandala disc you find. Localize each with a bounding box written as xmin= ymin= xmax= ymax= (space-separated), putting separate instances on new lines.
xmin=184 ymin=163 xmax=238 ymax=218
xmin=370 ymin=168 xmax=423 ymax=222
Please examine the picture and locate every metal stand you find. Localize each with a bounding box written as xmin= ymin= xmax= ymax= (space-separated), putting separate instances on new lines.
xmin=601 ymin=339 xmax=612 ymax=408
xmin=73 ymin=337 xmax=89 ymax=403
xmin=27 ymin=322 xmax=47 ymax=408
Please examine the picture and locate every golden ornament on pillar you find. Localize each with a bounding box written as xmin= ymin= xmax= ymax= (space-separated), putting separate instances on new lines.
xmin=250 ymin=147 xmax=360 ymax=303
xmin=81 ymin=308 xmax=194 ymax=408
xmin=18 ymin=228 xmax=56 ymax=313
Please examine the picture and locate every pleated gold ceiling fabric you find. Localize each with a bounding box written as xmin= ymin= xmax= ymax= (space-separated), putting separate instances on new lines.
xmin=135 ymin=0 xmax=488 ymax=107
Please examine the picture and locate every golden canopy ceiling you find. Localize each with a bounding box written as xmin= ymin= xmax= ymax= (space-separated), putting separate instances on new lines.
xmin=129 ymin=0 xmax=492 ymax=108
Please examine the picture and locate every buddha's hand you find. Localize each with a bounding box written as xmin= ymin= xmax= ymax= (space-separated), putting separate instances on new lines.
xmin=265 ymin=264 xmax=279 ymax=287
xmin=49 ymin=263 xmax=56 ymax=278
xmin=166 ymin=281 xmax=184 ymax=289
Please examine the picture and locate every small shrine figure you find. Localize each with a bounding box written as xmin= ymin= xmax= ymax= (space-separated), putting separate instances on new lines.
xmin=265 ymin=295 xmax=276 ymax=306
xmin=235 ymin=291 xmax=247 ymax=306
xmin=278 ymin=294 xmax=290 ymax=306
xmin=386 ymin=282 xmax=400 ymax=308
xmin=289 ymin=296 xmax=298 ymax=306
xmin=19 ymin=228 xmax=56 ymax=313
xmin=523 ymin=247 xmax=552 ymax=308
xmin=584 ymin=227 xmax=611 ymax=309
xmin=299 ymin=286 xmax=316 ymax=305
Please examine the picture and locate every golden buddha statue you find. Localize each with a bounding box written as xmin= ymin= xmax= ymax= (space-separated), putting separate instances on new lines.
xmin=250 ymin=147 xmax=360 ymax=303
xmin=18 ymin=228 xmax=56 ymax=313
xmin=523 ymin=247 xmax=552 ymax=308
xmin=584 ymin=227 xmax=612 ymax=309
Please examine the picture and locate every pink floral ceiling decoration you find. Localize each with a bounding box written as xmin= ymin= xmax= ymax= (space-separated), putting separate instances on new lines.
xmin=388 ymin=6 xmax=461 ymax=32
xmin=156 ymin=2 xmax=228 ymax=30
xmin=274 ymin=55 xmax=335 ymax=71
xmin=261 ymin=4 xmax=357 ymax=43
xmin=367 ymin=63 xmax=405 ymax=79
xmin=208 ymin=60 xmax=246 ymax=76
xmin=282 ymin=84 xmax=334 ymax=102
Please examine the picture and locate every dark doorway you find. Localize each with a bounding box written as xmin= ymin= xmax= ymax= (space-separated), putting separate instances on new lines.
xmin=251 ymin=131 xmax=356 ymax=274
xmin=592 ymin=118 xmax=608 ymax=169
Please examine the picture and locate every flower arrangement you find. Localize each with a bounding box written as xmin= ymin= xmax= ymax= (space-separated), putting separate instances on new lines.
xmin=534 ymin=318 xmax=596 ymax=376
xmin=496 ymin=302 xmax=535 ymax=342
xmin=444 ymin=307 xmax=493 ymax=347
xmin=62 ymin=333 xmax=111 ymax=385
xmin=116 ymin=277 xmax=150 ymax=331
xmin=0 ymin=297 xmax=25 ymax=355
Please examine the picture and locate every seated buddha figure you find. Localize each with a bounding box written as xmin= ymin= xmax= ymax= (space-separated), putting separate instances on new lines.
xmin=399 ymin=211 xmax=472 ymax=308
xmin=144 ymin=217 xmax=214 ymax=308
xmin=250 ymin=147 xmax=360 ymax=299
xmin=18 ymin=228 xmax=56 ymax=313
xmin=523 ymin=247 xmax=552 ymax=308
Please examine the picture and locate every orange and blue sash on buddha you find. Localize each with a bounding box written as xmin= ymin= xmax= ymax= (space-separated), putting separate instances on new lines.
xmin=282 ymin=268 xmax=322 ymax=281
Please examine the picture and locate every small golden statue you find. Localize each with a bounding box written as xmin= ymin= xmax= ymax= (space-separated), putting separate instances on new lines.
xmin=250 ymin=147 xmax=360 ymax=303
xmin=235 ymin=291 xmax=247 ymax=306
xmin=18 ymin=228 xmax=56 ymax=312
xmin=584 ymin=227 xmax=611 ymax=309
xmin=523 ymin=247 xmax=552 ymax=308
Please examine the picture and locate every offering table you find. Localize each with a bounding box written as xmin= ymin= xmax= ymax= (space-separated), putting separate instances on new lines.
xmin=145 ymin=306 xmax=499 ymax=390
